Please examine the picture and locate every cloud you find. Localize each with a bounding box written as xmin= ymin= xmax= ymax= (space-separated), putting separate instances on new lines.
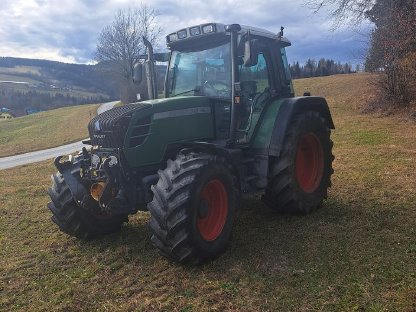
xmin=0 ymin=0 xmax=370 ymax=64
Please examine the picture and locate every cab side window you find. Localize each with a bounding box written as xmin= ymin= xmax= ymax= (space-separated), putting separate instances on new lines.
xmin=236 ymin=51 xmax=272 ymax=142
xmin=239 ymin=53 xmax=270 ymax=99
xmin=280 ymin=48 xmax=294 ymax=95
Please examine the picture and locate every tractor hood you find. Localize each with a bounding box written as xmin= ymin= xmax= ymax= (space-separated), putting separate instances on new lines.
xmin=88 ymin=102 xmax=152 ymax=148
xmin=88 ymin=96 xmax=215 ymax=163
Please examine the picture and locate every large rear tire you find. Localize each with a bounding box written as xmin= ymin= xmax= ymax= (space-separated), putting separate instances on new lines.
xmin=263 ymin=111 xmax=334 ymax=214
xmin=148 ymin=152 xmax=239 ymax=264
xmin=47 ymin=172 xmax=128 ymax=239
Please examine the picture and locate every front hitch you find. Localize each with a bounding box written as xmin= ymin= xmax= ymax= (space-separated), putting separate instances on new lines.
xmin=54 ymin=152 xmax=131 ymax=216
xmin=95 ymin=158 xmax=132 ymax=215
xmin=97 ymin=157 xmax=118 ymax=208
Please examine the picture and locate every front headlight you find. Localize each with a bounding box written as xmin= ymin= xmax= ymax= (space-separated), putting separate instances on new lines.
xmin=108 ymin=156 xmax=118 ymax=167
xmin=91 ymin=154 xmax=101 ymax=166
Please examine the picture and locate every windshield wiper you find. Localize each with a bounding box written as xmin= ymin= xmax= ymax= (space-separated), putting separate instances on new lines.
xmin=172 ymin=88 xmax=198 ymax=97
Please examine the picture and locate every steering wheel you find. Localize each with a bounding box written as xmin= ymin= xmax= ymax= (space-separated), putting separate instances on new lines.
xmin=203 ymin=80 xmax=230 ymax=97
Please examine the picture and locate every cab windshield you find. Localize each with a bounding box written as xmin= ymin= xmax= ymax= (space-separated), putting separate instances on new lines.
xmin=167 ymin=42 xmax=231 ymax=99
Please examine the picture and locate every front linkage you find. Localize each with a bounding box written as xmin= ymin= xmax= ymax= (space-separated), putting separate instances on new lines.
xmin=48 ymin=147 xmax=149 ymax=239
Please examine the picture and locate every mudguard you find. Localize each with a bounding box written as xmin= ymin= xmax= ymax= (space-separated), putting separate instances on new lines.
xmin=164 ymin=141 xmax=244 ymax=184
xmin=54 ymin=156 xmax=88 ymax=204
xmin=173 ymin=142 xmax=243 ymax=172
xmin=269 ymin=96 xmax=335 ymax=157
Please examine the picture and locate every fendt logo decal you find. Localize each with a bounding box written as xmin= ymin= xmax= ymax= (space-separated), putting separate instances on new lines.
xmin=153 ymin=107 xmax=211 ymax=120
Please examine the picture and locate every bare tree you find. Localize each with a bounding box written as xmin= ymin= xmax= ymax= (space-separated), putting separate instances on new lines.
xmin=96 ymin=4 xmax=162 ymax=103
xmin=306 ymin=0 xmax=375 ymax=26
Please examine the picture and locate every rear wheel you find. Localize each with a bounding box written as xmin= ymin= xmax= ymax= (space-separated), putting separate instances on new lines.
xmin=148 ymin=152 xmax=239 ymax=264
xmin=263 ymin=111 xmax=334 ymax=214
xmin=47 ymin=172 xmax=128 ymax=239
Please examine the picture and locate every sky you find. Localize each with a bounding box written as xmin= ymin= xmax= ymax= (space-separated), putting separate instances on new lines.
xmin=0 ymin=0 xmax=371 ymax=65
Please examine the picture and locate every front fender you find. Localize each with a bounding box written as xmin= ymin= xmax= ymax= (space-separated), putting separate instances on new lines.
xmin=54 ymin=156 xmax=88 ymax=204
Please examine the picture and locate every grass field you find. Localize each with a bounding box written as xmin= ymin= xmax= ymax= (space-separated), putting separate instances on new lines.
xmin=0 ymin=104 xmax=98 ymax=157
xmin=0 ymin=73 xmax=415 ymax=311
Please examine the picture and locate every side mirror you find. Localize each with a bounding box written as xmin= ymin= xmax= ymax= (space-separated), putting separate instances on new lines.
xmin=133 ymin=62 xmax=143 ymax=84
xmin=243 ymin=39 xmax=259 ymax=67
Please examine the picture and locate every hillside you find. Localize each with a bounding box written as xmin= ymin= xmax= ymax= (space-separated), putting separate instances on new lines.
xmin=0 ymin=57 xmax=119 ymax=96
xmin=0 ymin=103 xmax=98 ymax=157
xmin=0 ymin=57 xmax=118 ymax=115
xmin=0 ymin=73 xmax=414 ymax=311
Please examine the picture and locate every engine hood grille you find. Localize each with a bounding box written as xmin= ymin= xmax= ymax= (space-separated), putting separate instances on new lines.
xmin=88 ymin=103 xmax=151 ymax=147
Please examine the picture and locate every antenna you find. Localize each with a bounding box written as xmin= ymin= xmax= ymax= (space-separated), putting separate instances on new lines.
xmin=279 ymin=26 xmax=284 ymax=38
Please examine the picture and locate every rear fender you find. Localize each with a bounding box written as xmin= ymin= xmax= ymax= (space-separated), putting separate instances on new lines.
xmin=269 ymin=96 xmax=334 ymax=157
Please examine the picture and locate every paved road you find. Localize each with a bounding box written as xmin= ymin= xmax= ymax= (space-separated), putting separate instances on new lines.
xmin=0 ymin=101 xmax=119 ymax=170
xmin=97 ymin=100 xmax=119 ymax=115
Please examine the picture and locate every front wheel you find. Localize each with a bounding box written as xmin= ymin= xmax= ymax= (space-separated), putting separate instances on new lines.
xmin=147 ymin=152 xmax=239 ymax=264
xmin=263 ymin=110 xmax=334 ymax=214
xmin=47 ymin=172 xmax=128 ymax=239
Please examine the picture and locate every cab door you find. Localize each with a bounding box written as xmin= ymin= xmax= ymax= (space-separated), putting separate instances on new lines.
xmin=236 ymin=42 xmax=274 ymax=143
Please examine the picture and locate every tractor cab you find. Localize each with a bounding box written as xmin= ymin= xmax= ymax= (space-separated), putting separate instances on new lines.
xmin=136 ymin=23 xmax=294 ymax=144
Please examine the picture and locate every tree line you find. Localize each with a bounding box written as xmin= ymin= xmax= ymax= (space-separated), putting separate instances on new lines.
xmin=0 ymin=89 xmax=109 ymax=115
xmin=290 ymin=59 xmax=354 ymax=79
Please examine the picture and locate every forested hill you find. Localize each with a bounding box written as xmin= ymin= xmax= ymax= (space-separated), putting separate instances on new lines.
xmin=0 ymin=57 xmax=123 ymax=115
xmin=0 ymin=57 xmax=118 ymax=97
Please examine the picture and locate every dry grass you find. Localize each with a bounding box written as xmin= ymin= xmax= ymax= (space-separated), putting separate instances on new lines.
xmin=0 ymin=104 xmax=98 ymax=157
xmin=0 ymin=73 xmax=415 ymax=311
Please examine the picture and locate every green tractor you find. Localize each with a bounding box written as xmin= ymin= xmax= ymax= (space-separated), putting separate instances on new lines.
xmin=47 ymin=23 xmax=334 ymax=263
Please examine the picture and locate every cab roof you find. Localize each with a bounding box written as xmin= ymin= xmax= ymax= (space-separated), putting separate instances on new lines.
xmin=166 ymin=22 xmax=291 ymax=49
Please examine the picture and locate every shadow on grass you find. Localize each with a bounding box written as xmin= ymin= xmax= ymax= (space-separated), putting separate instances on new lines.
xmin=42 ymin=191 xmax=414 ymax=310
xmin=74 ymin=194 xmax=365 ymax=273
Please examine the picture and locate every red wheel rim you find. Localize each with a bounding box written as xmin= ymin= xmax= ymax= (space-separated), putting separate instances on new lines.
xmin=197 ymin=179 xmax=228 ymax=241
xmin=295 ymin=133 xmax=324 ymax=193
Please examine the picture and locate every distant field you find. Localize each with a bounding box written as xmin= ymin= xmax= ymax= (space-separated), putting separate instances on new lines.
xmin=0 ymin=65 xmax=42 ymax=75
xmin=0 ymin=80 xmax=109 ymax=99
xmin=0 ymin=65 xmax=109 ymax=99
xmin=0 ymin=104 xmax=98 ymax=157
xmin=0 ymin=73 xmax=40 ymax=84
xmin=0 ymin=73 xmax=414 ymax=311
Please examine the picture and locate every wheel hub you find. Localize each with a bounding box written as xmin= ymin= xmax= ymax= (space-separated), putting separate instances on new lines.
xmin=197 ymin=179 xmax=228 ymax=242
xmin=295 ymin=132 xmax=324 ymax=193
